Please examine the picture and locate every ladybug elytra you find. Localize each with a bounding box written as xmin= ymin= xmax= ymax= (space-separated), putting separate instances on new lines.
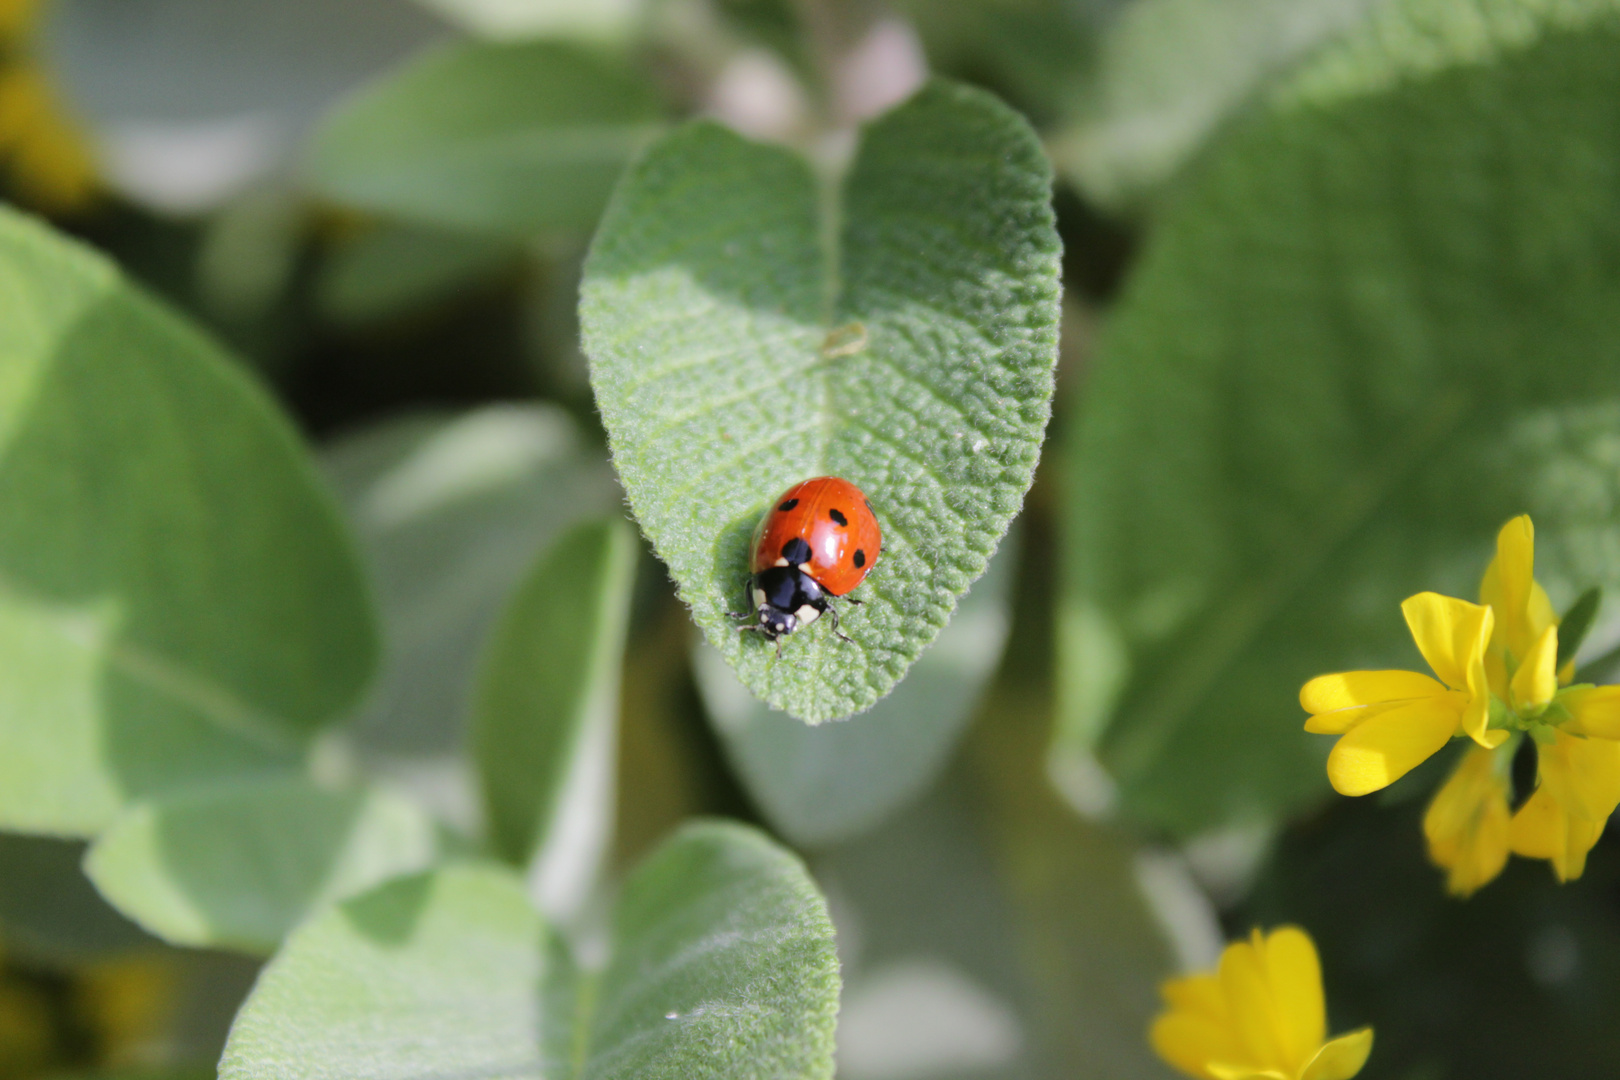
xmin=731 ymin=476 xmax=881 ymax=652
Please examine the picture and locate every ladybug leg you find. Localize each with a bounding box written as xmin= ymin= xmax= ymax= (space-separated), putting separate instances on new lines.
xmin=825 ymin=602 xmax=855 ymax=645
xmin=843 ymin=596 xmax=863 ymax=606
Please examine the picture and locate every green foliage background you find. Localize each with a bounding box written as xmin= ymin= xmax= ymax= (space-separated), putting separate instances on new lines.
xmin=4 ymin=1 xmax=1620 ymax=1078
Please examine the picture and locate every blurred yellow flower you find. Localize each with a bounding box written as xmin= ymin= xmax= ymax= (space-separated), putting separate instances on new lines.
xmin=1423 ymin=744 xmax=1511 ymax=897
xmin=1301 ymin=592 xmax=1496 ymax=796
xmin=1508 ymin=727 xmax=1620 ymax=881
xmin=0 ymin=0 xmax=38 ymax=44
xmin=77 ymin=953 xmax=180 ymax=1068
xmin=1150 ymin=926 xmax=1373 ymax=1080
xmin=0 ymin=0 xmax=98 ymax=211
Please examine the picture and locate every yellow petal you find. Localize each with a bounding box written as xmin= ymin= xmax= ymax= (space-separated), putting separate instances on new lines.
xmin=1422 ymin=747 xmax=1510 ymax=897
xmin=1508 ymin=787 xmax=1604 ymax=881
xmin=1207 ymin=1064 xmax=1289 ymax=1080
xmin=1162 ymin=972 xmax=1227 ymax=1020
xmin=1511 ymin=625 xmax=1559 ymax=712
xmin=1326 ymin=697 xmax=1462 ymax=796
xmin=1536 ymin=730 xmax=1620 ymax=823
xmin=1480 ymin=516 xmax=1535 ymax=648
xmin=1300 ymin=671 xmax=1449 ymax=734
xmin=1219 ymin=933 xmax=1289 ymax=1074
xmin=1301 ymin=1029 xmax=1374 ymax=1080
xmin=1151 ymin=1011 xmax=1231 ymax=1080
xmin=1563 ymin=686 xmax=1620 ymax=739
xmin=1258 ymin=927 xmax=1325 ymax=1069
xmin=1402 ymin=593 xmax=1491 ymax=691
xmin=1300 ymin=671 xmax=1447 ymax=713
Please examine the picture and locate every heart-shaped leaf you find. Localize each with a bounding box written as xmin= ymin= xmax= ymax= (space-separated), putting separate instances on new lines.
xmin=1058 ymin=0 xmax=1620 ymax=835
xmin=219 ymin=821 xmax=840 ymax=1080
xmin=0 ymin=207 xmax=375 ymax=836
xmin=582 ymin=80 xmax=1061 ymax=722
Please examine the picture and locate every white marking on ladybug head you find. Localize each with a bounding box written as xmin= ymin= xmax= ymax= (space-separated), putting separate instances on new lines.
xmin=795 ymin=605 xmax=821 ymax=626
xmin=753 ymin=588 xmax=767 ymax=609
xmin=774 ymin=557 xmax=789 ymax=567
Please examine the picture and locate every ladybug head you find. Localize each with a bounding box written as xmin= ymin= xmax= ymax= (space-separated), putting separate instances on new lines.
xmin=756 ymin=604 xmax=798 ymax=640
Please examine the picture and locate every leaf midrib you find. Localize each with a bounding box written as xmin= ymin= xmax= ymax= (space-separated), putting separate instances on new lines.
xmin=1104 ymin=388 xmax=1474 ymax=782
xmin=0 ymin=570 xmax=305 ymax=755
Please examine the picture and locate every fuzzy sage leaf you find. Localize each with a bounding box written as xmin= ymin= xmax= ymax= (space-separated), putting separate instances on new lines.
xmin=219 ymin=821 xmax=840 ymax=1080
xmin=0 ymin=207 xmax=375 ymax=836
xmin=582 ymin=80 xmax=1060 ymax=722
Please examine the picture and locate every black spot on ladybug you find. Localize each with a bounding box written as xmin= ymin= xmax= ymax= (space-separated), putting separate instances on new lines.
xmin=778 ymin=498 xmax=799 ymax=512
xmin=829 ymin=508 xmax=848 ymax=526
xmin=853 ymin=549 xmax=866 ymax=568
xmin=781 ymin=537 xmax=812 ymax=565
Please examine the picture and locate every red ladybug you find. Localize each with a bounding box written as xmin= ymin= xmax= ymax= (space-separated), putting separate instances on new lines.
xmin=733 ymin=476 xmax=881 ymax=651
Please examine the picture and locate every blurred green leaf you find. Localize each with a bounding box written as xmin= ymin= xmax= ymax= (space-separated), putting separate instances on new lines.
xmin=1058 ymin=0 xmax=1620 ymax=836
xmin=48 ymin=0 xmax=446 ymax=214
xmin=0 ymin=207 xmax=376 ymax=837
xmin=897 ymin=0 xmax=1115 ymax=125
xmin=1558 ymin=586 xmax=1601 ymax=670
xmin=220 ymin=822 xmax=840 ymax=1079
xmin=1052 ymin=0 xmax=1380 ymax=209
xmin=307 ymin=40 xmax=664 ymax=237
xmin=406 ymin=0 xmax=644 ymax=42
xmin=582 ymin=81 xmax=1060 ymax=723
xmin=315 ymin=224 xmax=518 ymax=327
xmin=821 ymin=685 xmax=1184 ymax=1080
xmin=696 ymin=532 xmax=1015 ymax=847
xmin=196 ymin=189 xmax=306 ymax=322
xmin=473 ymin=517 xmax=636 ymax=919
xmin=84 ymin=776 xmax=445 ymax=954
xmin=320 ymin=406 xmax=619 ymax=830
xmin=0 ymin=833 xmax=154 ymax=963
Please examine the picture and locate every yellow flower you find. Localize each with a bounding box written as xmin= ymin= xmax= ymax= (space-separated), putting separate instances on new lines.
xmin=0 ymin=0 xmax=38 ymax=44
xmin=0 ymin=0 xmax=99 ymax=211
xmin=1423 ymin=745 xmax=1511 ymax=897
xmin=1150 ymin=926 xmax=1373 ymax=1080
xmin=1479 ymin=515 xmax=1558 ymax=687
xmin=1302 ymin=592 xmax=1496 ymax=796
xmin=1508 ymin=727 xmax=1620 ymax=881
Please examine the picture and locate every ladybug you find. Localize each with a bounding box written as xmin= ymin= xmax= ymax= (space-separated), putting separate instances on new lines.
xmin=732 ymin=476 xmax=882 ymax=652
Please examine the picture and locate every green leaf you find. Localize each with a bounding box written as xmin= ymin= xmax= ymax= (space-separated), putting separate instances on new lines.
xmin=219 ymin=821 xmax=840 ymax=1080
xmin=406 ymin=0 xmax=645 ymax=42
xmin=0 ymin=207 xmax=376 ymax=836
xmin=83 ymin=775 xmax=445 ymax=954
xmin=473 ymin=517 xmax=637 ymax=918
xmin=0 ymin=833 xmax=154 ymax=963
xmin=306 ymin=41 xmax=665 ymax=237
xmin=320 ymin=406 xmax=619 ymax=829
xmin=821 ymin=685 xmax=1185 ymax=1080
xmin=1558 ymin=586 xmax=1601 ymax=670
xmin=583 ymin=80 xmax=1060 ymax=722
xmin=315 ymin=224 xmax=518 ymax=327
xmin=44 ymin=0 xmax=445 ymax=213
xmin=1058 ymin=0 xmax=1620 ymax=836
xmin=1052 ymin=0 xmax=1381 ymax=209
xmin=696 ymin=533 xmax=1015 ymax=846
